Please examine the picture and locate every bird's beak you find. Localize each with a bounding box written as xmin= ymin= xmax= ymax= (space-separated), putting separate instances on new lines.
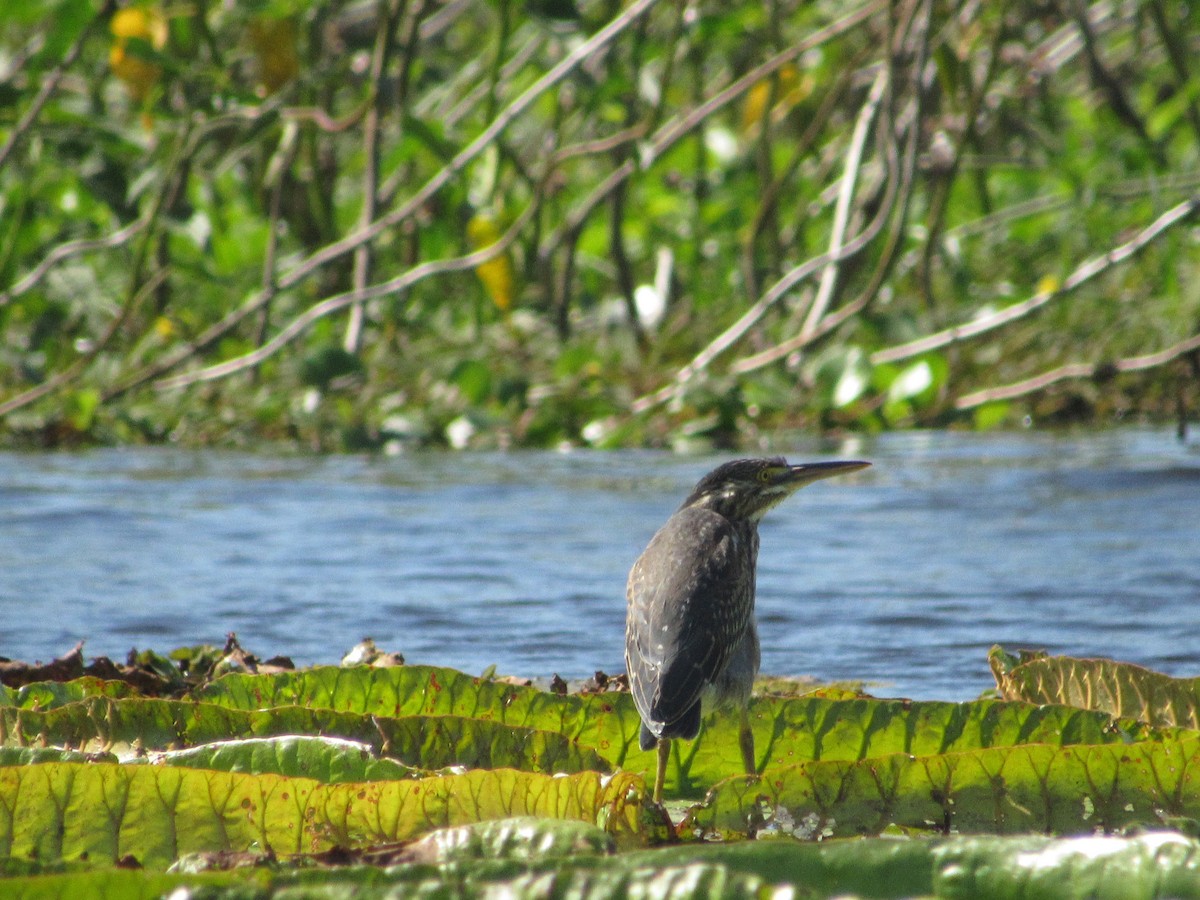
xmin=778 ymin=460 xmax=870 ymax=490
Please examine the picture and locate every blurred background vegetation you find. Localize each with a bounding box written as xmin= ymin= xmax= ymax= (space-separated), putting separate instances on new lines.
xmin=1 ymin=0 xmax=1199 ymax=451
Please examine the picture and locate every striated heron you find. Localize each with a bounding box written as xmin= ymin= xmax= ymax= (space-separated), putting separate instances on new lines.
xmin=625 ymin=456 xmax=870 ymax=803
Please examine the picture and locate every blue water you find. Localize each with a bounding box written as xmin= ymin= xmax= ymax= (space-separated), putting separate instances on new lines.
xmin=1 ymin=429 xmax=1198 ymax=701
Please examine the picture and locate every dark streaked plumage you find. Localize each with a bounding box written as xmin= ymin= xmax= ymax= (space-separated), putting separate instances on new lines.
xmin=625 ymin=456 xmax=869 ymax=803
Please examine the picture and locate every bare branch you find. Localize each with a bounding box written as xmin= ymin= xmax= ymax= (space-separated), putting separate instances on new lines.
xmin=151 ymin=202 xmax=538 ymax=390
xmin=800 ymin=65 xmax=887 ymax=337
xmin=0 ymin=0 xmax=115 ymax=173
xmin=630 ymin=120 xmax=899 ymax=415
xmin=729 ymin=0 xmax=932 ymax=376
xmin=0 ymin=268 xmax=168 ymax=418
xmin=0 ymin=215 xmax=151 ymax=307
xmin=871 ymin=196 xmax=1200 ymax=365
xmin=955 ymin=332 xmax=1200 ymax=409
xmin=272 ymin=0 xmax=660 ymax=297
xmin=343 ymin=0 xmax=407 ymax=354
xmin=544 ymin=1 xmax=882 ymax=258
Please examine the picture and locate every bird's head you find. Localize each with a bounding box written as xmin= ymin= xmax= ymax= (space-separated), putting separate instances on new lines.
xmin=681 ymin=456 xmax=870 ymax=522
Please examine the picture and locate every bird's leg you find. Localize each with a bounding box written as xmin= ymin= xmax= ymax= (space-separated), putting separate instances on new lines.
xmin=739 ymin=707 xmax=756 ymax=776
xmin=654 ymin=738 xmax=671 ymax=804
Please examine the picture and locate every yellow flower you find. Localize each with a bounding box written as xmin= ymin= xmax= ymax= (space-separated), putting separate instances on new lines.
xmin=153 ymin=316 xmax=175 ymax=340
xmin=1036 ymin=274 xmax=1061 ymax=295
xmin=467 ymin=213 xmax=515 ymax=312
xmin=740 ymin=64 xmax=811 ymax=136
xmin=109 ymin=6 xmax=168 ymax=105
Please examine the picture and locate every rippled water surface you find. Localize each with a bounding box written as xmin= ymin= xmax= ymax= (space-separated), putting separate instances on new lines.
xmin=2 ymin=430 xmax=1198 ymax=700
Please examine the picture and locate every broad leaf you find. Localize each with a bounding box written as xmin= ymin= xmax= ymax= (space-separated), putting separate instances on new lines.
xmin=991 ymin=647 xmax=1200 ymax=728
xmin=0 ymin=747 xmax=116 ymax=766
xmin=7 ymin=823 xmax=1200 ymax=898
xmin=0 ymin=764 xmax=651 ymax=867
xmin=192 ymin=665 xmax=1150 ymax=797
xmin=0 ymin=678 xmax=134 ymax=710
xmin=130 ymin=736 xmax=423 ymax=782
xmin=408 ymin=815 xmax=616 ymax=862
xmin=685 ymin=736 xmax=1200 ymax=839
xmin=0 ymin=699 xmax=607 ymax=775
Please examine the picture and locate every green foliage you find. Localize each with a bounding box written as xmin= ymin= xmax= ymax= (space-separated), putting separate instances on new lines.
xmin=193 ymin=663 xmax=1160 ymax=798
xmin=688 ymin=737 xmax=1200 ymax=839
xmin=129 ymin=736 xmax=423 ymax=782
xmin=0 ymin=699 xmax=607 ymax=774
xmin=0 ymin=677 xmax=133 ymax=710
xmin=0 ymin=763 xmax=648 ymax=867
xmin=6 ymin=651 xmax=1200 ymax=894
xmin=2 ymin=0 xmax=1200 ymax=449
xmin=991 ymin=646 xmax=1200 ymax=729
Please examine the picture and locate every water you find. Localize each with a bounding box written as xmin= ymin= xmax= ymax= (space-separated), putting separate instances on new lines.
xmin=1 ymin=429 xmax=1198 ymax=701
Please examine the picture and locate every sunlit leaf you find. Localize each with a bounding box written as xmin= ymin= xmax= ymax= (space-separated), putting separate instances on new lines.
xmin=108 ymin=5 xmax=168 ymax=104
xmin=0 ymin=764 xmax=651 ymax=867
xmin=832 ymin=347 xmax=871 ymax=408
xmin=191 ymin=665 xmax=1153 ymax=799
xmin=0 ymin=699 xmax=607 ymax=775
xmin=991 ymin=647 xmax=1200 ymax=729
xmin=131 ymin=736 xmax=423 ymax=782
xmin=467 ymin=212 xmax=515 ymax=311
xmin=686 ymin=736 xmax=1200 ymax=839
xmin=0 ymin=678 xmax=134 ymax=710
xmin=972 ymin=400 xmax=1010 ymax=431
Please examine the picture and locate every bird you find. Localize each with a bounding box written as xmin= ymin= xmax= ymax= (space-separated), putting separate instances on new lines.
xmin=624 ymin=456 xmax=870 ymax=804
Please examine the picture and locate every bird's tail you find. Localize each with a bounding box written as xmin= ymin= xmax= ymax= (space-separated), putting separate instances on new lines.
xmin=639 ymin=722 xmax=658 ymax=751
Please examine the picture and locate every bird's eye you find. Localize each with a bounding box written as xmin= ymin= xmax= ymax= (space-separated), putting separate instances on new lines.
xmin=757 ymin=469 xmax=773 ymax=484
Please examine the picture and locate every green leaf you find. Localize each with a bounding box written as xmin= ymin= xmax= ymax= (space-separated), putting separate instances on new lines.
xmin=930 ymin=831 xmax=1200 ymax=899
xmin=972 ymin=400 xmax=1011 ymax=431
xmin=0 ymin=678 xmax=134 ymax=710
xmin=627 ymin=830 xmax=1200 ymax=899
xmin=301 ymin=345 xmax=363 ymax=389
xmin=887 ymin=355 xmax=947 ymax=406
xmin=992 ymin=650 xmax=1200 ymax=729
xmin=831 ymin=347 xmax=872 ymax=408
xmin=130 ymin=736 xmax=422 ymax=782
xmin=451 ymin=359 xmax=494 ymax=405
xmin=0 ymin=699 xmax=608 ymax=775
xmin=0 ymin=763 xmax=651 ymax=867
xmin=625 ymin=833 xmax=939 ymax=897
xmin=63 ymin=389 xmax=100 ymax=432
xmin=192 ymin=664 xmax=646 ymax=766
xmin=685 ymin=736 xmax=1200 ymax=839
xmin=191 ymin=665 xmax=1151 ymax=799
xmin=0 ymin=747 xmax=117 ymax=766
xmin=407 ymin=815 xmax=616 ymax=863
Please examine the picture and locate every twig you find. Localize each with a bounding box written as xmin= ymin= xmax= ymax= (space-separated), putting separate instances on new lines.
xmin=730 ymin=0 xmax=931 ymax=375
xmin=955 ymin=332 xmax=1200 ymax=409
xmin=253 ymin=122 xmax=300 ymax=350
xmin=152 ymin=202 xmax=539 ymax=390
xmin=544 ymin=1 xmax=882 ymax=259
xmin=108 ymin=0 xmax=655 ymax=396
xmin=916 ymin=7 xmax=1003 ymax=307
xmin=1147 ymin=0 xmax=1200 ymax=147
xmin=271 ymin=0 xmax=660 ymax=297
xmin=0 ymin=0 xmax=115 ymax=173
xmin=871 ymin=195 xmax=1200 ymax=365
xmin=740 ymin=56 xmax=859 ymax=303
xmin=0 ymin=269 xmax=168 ymax=418
xmin=800 ymin=66 xmax=887 ymax=337
xmin=630 ymin=127 xmax=899 ymax=415
xmin=343 ymin=0 xmax=406 ymax=354
xmin=0 ymin=216 xmax=151 ymax=307
xmin=1067 ymin=0 xmax=1164 ymax=166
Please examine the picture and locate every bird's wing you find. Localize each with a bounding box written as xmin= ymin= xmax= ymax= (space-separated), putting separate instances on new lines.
xmin=625 ymin=506 xmax=749 ymax=736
